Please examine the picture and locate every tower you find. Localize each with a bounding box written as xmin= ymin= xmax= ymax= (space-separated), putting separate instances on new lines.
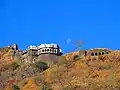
xmin=27 ymin=45 xmax=38 ymax=63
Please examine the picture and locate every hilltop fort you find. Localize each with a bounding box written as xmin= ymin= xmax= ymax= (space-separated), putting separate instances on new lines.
xmin=0 ymin=43 xmax=112 ymax=65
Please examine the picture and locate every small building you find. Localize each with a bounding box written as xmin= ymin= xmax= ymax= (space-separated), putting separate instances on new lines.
xmin=38 ymin=43 xmax=62 ymax=55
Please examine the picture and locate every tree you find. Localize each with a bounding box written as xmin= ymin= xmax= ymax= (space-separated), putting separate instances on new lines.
xmin=74 ymin=40 xmax=83 ymax=51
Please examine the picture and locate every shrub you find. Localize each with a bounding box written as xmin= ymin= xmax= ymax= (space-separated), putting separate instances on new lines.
xmin=73 ymin=55 xmax=82 ymax=61
xmin=33 ymin=61 xmax=49 ymax=70
xmin=12 ymin=84 xmax=20 ymax=90
xmin=99 ymin=65 xmax=113 ymax=70
xmin=9 ymin=62 xmax=20 ymax=71
xmin=39 ymin=84 xmax=52 ymax=90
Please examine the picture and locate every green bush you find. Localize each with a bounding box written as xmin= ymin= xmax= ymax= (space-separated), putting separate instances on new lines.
xmin=39 ymin=84 xmax=52 ymax=90
xmin=10 ymin=62 xmax=20 ymax=71
xmin=33 ymin=61 xmax=49 ymax=70
xmin=12 ymin=84 xmax=20 ymax=90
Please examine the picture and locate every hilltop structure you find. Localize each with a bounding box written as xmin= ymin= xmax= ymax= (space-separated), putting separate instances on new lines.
xmin=21 ymin=43 xmax=62 ymax=64
xmin=79 ymin=48 xmax=111 ymax=57
xmin=1 ymin=43 xmax=112 ymax=65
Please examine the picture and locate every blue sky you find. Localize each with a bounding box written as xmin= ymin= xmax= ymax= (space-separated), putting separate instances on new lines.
xmin=0 ymin=0 xmax=120 ymax=53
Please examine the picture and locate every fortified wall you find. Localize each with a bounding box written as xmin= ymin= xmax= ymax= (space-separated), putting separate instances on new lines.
xmin=1 ymin=43 xmax=113 ymax=65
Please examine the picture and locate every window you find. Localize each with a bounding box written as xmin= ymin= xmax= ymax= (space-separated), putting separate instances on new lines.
xmin=91 ymin=53 xmax=94 ymax=56
xmin=50 ymin=49 xmax=51 ymax=52
xmin=99 ymin=52 xmax=101 ymax=55
xmin=47 ymin=49 xmax=49 ymax=51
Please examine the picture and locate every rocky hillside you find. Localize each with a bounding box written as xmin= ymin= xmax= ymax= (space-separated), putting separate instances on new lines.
xmin=1 ymin=47 xmax=120 ymax=90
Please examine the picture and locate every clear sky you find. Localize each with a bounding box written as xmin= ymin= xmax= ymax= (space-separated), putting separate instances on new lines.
xmin=0 ymin=0 xmax=120 ymax=53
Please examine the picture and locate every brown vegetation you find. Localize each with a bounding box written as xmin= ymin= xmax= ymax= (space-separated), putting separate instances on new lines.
xmin=1 ymin=48 xmax=120 ymax=90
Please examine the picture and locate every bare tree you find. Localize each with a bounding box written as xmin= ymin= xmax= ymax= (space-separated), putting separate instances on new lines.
xmin=74 ymin=40 xmax=83 ymax=51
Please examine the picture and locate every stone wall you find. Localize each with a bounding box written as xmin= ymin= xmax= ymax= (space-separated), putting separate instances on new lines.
xmin=38 ymin=54 xmax=60 ymax=65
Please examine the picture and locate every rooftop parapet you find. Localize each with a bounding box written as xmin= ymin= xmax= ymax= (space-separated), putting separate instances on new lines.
xmin=27 ymin=45 xmax=38 ymax=50
xmin=38 ymin=43 xmax=58 ymax=49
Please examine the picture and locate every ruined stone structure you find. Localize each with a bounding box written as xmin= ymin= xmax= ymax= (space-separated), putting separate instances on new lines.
xmin=79 ymin=48 xmax=111 ymax=57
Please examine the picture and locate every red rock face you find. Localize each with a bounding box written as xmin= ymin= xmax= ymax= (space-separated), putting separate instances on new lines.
xmin=4 ymin=56 xmax=14 ymax=64
xmin=6 ymin=80 xmax=19 ymax=87
xmin=0 ymin=48 xmax=15 ymax=71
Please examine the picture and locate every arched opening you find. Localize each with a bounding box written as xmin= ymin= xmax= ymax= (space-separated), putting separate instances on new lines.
xmin=47 ymin=49 xmax=49 ymax=52
xmin=42 ymin=49 xmax=44 ymax=52
xmin=102 ymin=52 xmax=104 ymax=55
xmin=54 ymin=49 xmax=57 ymax=53
xmin=99 ymin=52 xmax=101 ymax=55
xmin=45 ymin=49 xmax=46 ymax=52
xmin=91 ymin=52 xmax=94 ymax=56
xmin=106 ymin=52 xmax=109 ymax=54
xmin=95 ymin=52 xmax=97 ymax=56
xmin=52 ymin=49 xmax=54 ymax=52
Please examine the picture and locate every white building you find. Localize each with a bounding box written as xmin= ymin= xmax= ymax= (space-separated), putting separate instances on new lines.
xmin=26 ymin=43 xmax=62 ymax=56
xmin=38 ymin=43 xmax=62 ymax=55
